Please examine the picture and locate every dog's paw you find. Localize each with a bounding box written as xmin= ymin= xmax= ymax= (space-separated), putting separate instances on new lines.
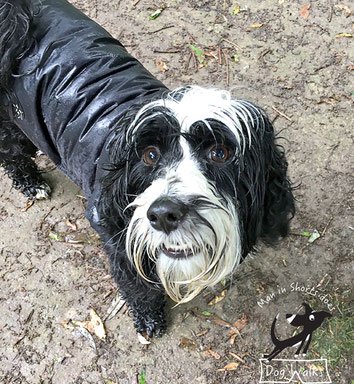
xmin=133 ymin=311 xmax=166 ymax=338
xmin=23 ymin=183 xmax=51 ymax=200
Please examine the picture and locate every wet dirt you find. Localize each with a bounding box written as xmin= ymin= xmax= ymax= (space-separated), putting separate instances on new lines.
xmin=0 ymin=1 xmax=353 ymax=383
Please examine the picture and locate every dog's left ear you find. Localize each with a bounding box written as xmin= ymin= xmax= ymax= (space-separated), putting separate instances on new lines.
xmin=260 ymin=115 xmax=295 ymax=244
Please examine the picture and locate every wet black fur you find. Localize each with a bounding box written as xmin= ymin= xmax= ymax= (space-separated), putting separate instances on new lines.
xmin=0 ymin=0 xmax=295 ymax=337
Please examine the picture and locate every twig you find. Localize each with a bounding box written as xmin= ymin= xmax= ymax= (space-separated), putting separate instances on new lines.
xmin=271 ymin=105 xmax=293 ymax=122
xmin=185 ymin=52 xmax=193 ymax=71
xmin=221 ymin=38 xmax=242 ymax=51
xmin=133 ymin=0 xmax=141 ymax=6
xmin=321 ymin=216 xmax=334 ymax=236
xmin=327 ymin=0 xmax=333 ymax=22
xmin=229 ymin=352 xmax=247 ymax=365
xmin=222 ymin=49 xmax=230 ymax=87
xmin=148 ymin=24 xmax=174 ymax=34
xmin=153 ymin=49 xmax=181 ymax=54
xmin=218 ymin=46 xmax=223 ymax=65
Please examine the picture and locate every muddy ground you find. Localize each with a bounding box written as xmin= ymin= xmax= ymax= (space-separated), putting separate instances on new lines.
xmin=0 ymin=0 xmax=353 ymax=383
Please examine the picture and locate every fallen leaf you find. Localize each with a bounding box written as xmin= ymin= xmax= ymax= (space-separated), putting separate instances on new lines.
xmin=149 ymin=9 xmax=163 ymax=20
xmin=105 ymin=294 xmax=126 ymax=321
xmin=74 ymin=324 xmax=97 ymax=350
xmin=155 ymin=59 xmax=169 ymax=72
xmin=308 ymin=363 xmax=325 ymax=372
xmin=335 ymin=33 xmax=353 ymax=38
xmin=334 ymin=4 xmax=352 ymax=17
xmin=137 ymin=333 xmax=151 ymax=345
xmin=308 ymin=229 xmax=320 ymax=243
xmin=250 ymin=23 xmax=263 ymax=28
xmin=217 ymin=362 xmax=240 ymax=371
xmin=179 ymin=337 xmax=196 ymax=349
xmin=196 ymin=329 xmax=209 ymax=337
xmin=86 ymin=309 xmax=106 ymax=340
xmin=229 ymin=333 xmax=238 ymax=345
xmin=232 ymin=53 xmax=240 ymax=63
xmin=233 ymin=314 xmax=248 ymax=331
xmin=228 ymin=314 xmax=248 ymax=343
xmin=138 ymin=371 xmax=147 ymax=384
xmin=71 ymin=309 xmax=106 ymax=340
xmin=208 ymin=289 xmax=227 ymax=305
xmin=49 ymin=232 xmax=62 ymax=241
xmin=300 ymin=4 xmax=311 ymax=19
xmin=232 ymin=4 xmax=241 ymax=15
xmin=300 ymin=230 xmax=312 ymax=238
xmin=203 ymin=349 xmax=221 ymax=359
xmin=190 ymin=44 xmax=205 ymax=64
xmin=65 ymin=219 xmax=77 ymax=231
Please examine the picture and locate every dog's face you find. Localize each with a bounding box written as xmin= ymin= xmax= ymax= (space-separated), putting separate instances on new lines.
xmin=101 ymin=86 xmax=294 ymax=303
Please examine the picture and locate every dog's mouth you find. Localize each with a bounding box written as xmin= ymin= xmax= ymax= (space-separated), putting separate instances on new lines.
xmin=161 ymin=245 xmax=198 ymax=259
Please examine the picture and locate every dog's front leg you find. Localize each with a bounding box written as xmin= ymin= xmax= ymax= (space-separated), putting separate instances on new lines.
xmin=102 ymin=238 xmax=167 ymax=337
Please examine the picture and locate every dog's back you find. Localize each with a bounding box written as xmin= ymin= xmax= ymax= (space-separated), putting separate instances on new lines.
xmin=0 ymin=0 xmax=168 ymax=197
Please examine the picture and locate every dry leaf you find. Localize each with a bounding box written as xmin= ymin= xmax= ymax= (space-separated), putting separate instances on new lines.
xmin=217 ymin=362 xmax=240 ymax=371
xmin=335 ymin=33 xmax=353 ymax=38
xmin=228 ymin=314 xmax=248 ymax=343
xmin=87 ymin=309 xmax=106 ymax=340
xmin=212 ymin=316 xmax=233 ymax=328
xmin=232 ymin=4 xmax=241 ymax=15
xmin=65 ymin=219 xmax=77 ymax=231
xmin=203 ymin=349 xmax=221 ymax=360
xmin=308 ymin=363 xmax=325 ymax=372
xmin=155 ymin=59 xmax=169 ymax=72
xmin=106 ymin=294 xmax=126 ymax=321
xmin=208 ymin=289 xmax=227 ymax=305
xmin=250 ymin=23 xmax=263 ymax=28
xmin=75 ymin=324 xmax=97 ymax=350
xmin=196 ymin=329 xmax=209 ymax=337
xmin=179 ymin=337 xmax=196 ymax=349
xmin=229 ymin=333 xmax=238 ymax=345
xmin=71 ymin=309 xmax=106 ymax=340
xmin=334 ymin=4 xmax=352 ymax=17
xmin=137 ymin=333 xmax=151 ymax=345
xmin=300 ymin=4 xmax=311 ymax=19
xmin=233 ymin=314 xmax=248 ymax=331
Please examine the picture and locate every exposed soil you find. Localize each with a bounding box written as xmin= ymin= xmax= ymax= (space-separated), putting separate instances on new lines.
xmin=0 ymin=1 xmax=353 ymax=383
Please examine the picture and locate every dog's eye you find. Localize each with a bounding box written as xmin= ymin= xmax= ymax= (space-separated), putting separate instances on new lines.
xmin=208 ymin=145 xmax=231 ymax=164
xmin=309 ymin=314 xmax=315 ymax=321
xmin=142 ymin=146 xmax=161 ymax=166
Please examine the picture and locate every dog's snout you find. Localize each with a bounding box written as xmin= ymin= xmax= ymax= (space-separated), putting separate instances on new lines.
xmin=147 ymin=198 xmax=188 ymax=234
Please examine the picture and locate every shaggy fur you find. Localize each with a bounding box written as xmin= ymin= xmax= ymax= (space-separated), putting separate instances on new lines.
xmin=0 ymin=0 xmax=295 ymax=337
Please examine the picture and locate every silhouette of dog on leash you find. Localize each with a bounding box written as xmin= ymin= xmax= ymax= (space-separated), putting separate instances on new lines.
xmin=264 ymin=302 xmax=332 ymax=361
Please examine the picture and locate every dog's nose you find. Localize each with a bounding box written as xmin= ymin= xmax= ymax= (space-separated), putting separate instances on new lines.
xmin=147 ymin=198 xmax=189 ymax=234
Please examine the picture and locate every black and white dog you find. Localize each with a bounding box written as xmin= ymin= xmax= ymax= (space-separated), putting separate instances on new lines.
xmin=0 ymin=0 xmax=295 ymax=337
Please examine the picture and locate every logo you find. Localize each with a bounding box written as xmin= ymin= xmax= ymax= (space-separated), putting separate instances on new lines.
xmin=264 ymin=303 xmax=331 ymax=361
xmin=259 ymin=358 xmax=332 ymax=384
xmin=258 ymin=284 xmax=334 ymax=384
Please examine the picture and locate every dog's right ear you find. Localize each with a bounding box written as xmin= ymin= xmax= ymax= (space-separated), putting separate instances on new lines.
xmin=302 ymin=302 xmax=313 ymax=314
xmin=260 ymin=117 xmax=295 ymax=244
